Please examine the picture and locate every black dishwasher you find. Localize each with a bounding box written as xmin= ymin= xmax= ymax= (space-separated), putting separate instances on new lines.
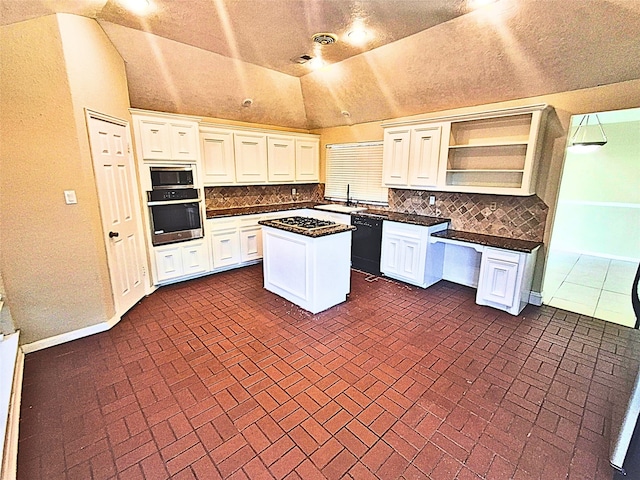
xmin=351 ymin=214 xmax=384 ymax=276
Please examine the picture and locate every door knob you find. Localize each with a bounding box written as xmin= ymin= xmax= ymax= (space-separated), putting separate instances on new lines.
xmin=109 ymin=231 xmax=119 ymax=238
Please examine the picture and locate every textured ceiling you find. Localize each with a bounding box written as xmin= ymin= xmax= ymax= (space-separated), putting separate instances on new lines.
xmin=2 ymin=0 xmax=640 ymax=129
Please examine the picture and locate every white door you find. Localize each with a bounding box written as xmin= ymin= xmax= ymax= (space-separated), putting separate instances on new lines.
xmin=87 ymin=113 xmax=147 ymax=315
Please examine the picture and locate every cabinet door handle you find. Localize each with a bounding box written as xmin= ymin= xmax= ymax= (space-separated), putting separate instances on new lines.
xmin=109 ymin=231 xmax=119 ymax=238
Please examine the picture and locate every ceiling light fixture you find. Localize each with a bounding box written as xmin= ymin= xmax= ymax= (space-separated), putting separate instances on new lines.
xmin=568 ymin=114 xmax=608 ymax=153
xmin=308 ymin=56 xmax=325 ymax=70
xmin=347 ymin=28 xmax=368 ymax=45
xmin=124 ymin=0 xmax=150 ymax=14
xmin=467 ymin=0 xmax=497 ymax=9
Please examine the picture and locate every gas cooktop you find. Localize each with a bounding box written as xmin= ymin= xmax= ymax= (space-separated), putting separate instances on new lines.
xmin=270 ymin=216 xmax=337 ymax=232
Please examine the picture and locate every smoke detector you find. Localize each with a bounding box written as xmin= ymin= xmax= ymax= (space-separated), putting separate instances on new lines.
xmin=312 ymin=33 xmax=337 ymax=45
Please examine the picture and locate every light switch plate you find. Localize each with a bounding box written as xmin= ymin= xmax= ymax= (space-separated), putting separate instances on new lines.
xmin=64 ymin=190 xmax=78 ymax=205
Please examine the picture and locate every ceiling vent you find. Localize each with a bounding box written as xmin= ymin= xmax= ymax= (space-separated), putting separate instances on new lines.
xmin=292 ymin=54 xmax=313 ymax=64
xmin=312 ymin=33 xmax=337 ymax=45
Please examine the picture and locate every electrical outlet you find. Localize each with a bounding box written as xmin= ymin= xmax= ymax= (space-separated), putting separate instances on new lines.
xmin=291 ymin=188 xmax=297 ymax=195
xmin=429 ymin=195 xmax=436 ymax=206
xmin=489 ymin=202 xmax=497 ymax=211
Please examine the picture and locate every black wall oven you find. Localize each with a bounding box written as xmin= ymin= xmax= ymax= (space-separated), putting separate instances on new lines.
xmin=147 ymin=166 xmax=203 ymax=246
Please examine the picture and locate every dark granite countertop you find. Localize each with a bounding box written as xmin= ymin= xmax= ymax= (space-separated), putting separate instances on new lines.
xmin=353 ymin=209 xmax=451 ymax=228
xmin=207 ymin=202 xmax=319 ymax=219
xmin=259 ymin=218 xmax=355 ymax=238
xmin=431 ymin=230 xmax=542 ymax=253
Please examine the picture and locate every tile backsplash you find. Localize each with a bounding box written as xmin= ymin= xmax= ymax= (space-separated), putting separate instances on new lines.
xmin=205 ymin=184 xmax=324 ymax=209
xmin=204 ymin=185 xmax=547 ymax=242
xmin=388 ymin=189 xmax=548 ymax=242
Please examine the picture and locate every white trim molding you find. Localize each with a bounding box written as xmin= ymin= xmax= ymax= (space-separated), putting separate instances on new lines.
xmin=529 ymin=291 xmax=543 ymax=306
xmin=1 ymin=346 xmax=23 ymax=480
xmin=21 ymin=315 xmax=120 ymax=354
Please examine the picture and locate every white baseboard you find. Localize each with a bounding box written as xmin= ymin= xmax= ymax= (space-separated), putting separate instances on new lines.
xmin=529 ymin=291 xmax=543 ymax=306
xmin=21 ymin=315 xmax=120 ymax=354
xmin=1 ymin=346 xmax=23 ymax=480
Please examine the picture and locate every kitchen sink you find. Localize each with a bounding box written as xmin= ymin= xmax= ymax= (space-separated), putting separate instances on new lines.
xmin=314 ymin=204 xmax=367 ymax=214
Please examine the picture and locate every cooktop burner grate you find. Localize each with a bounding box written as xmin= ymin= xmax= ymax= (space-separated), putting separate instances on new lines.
xmin=271 ymin=216 xmax=337 ymax=231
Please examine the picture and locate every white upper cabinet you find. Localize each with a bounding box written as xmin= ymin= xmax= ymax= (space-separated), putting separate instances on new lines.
xmin=199 ymin=122 xmax=319 ymax=186
xmin=382 ymin=124 xmax=443 ymax=189
xmin=383 ymin=104 xmax=549 ymax=195
xmin=139 ymin=119 xmax=171 ymax=159
xmin=169 ymin=122 xmax=199 ymax=161
xmin=382 ymin=128 xmax=411 ymax=186
xmin=409 ymin=125 xmax=443 ymax=188
xmin=234 ymin=132 xmax=268 ymax=184
xmin=295 ymin=138 xmax=320 ymax=183
xmin=267 ymin=135 xmax=296 ymax=183
xmin=136 ymin=114 xmax=199 ymax=161
xmin=201 ymin=128 xmax=236 ymax=185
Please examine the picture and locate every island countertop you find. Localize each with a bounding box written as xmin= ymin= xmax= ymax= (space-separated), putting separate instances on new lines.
xmin=259 ymin=218 xmax=355 ymax=238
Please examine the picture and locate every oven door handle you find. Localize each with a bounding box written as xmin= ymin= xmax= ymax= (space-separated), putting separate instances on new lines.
xmin=147 ymin=199 xmax=201 ymax=206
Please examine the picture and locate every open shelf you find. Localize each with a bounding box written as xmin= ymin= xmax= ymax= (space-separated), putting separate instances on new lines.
xmin=447 ymin=144 xmax=527 ymax=171
xmin=445 ymin=170 xmax=524 ymax=188
xmin=449 ymin=114 xmax=533 ymax=147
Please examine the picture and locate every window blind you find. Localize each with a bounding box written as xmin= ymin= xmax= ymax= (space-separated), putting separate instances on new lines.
xmin=325 ymin=142 xmax=388 ymax=204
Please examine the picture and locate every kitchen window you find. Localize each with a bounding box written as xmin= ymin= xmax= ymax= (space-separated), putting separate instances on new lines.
xmin=325 ymin=142 xmax=388 ymax=205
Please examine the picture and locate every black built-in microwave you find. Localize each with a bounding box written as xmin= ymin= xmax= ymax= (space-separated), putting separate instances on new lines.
xmin=150 ymin=166 xmax=194 ymax=189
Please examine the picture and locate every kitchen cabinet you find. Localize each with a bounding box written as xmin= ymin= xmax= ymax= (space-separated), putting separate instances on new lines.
xmin=199 ymin=123 xmax=319 ymax=186
xmin=234 ymin=132 xmax=268 ymax=184
xmin=134 ymin=113 xmax=199 ymax=162
xmin=382 ymin=124 xmax=444 ymax=188
xmin=209 ymin=214 xmax=266 ymax=270
xmin=239 ymin=216 xmax=263 ymax=262
xmin=476 ymin=246 xmax=538 ymax=315
xmin=380 ymin=220 xmax=447 ymax=288
xmin=267 ymin=135 xmax=296 ymax=183
xmin=201 ymin=128 xmax=235 ymax=185
xmin=295 ymin=138 xmax=320 ymax=182
xmin=382 ymin=104 xmax=549 ymax=195
xmin=154 ymin=239 xmax=209 ymax=283
xmin=261 ymin=224 xmax=352 ymax=314
xmin=382 ymin=127 xmax=411 ymax=186
xmin=210 ymin=217 xmax=241 ymax=269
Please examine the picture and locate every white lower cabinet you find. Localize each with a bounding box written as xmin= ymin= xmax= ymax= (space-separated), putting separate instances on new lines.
xmin=240 ymin=219 xmax=263 ymax=262
xmin=381 ymin=221 xmax=447 ymax=288
xmin=210 ymin=218 xmax=241 ymax=269
xmin=476 ymin=247 xmax=538 ymax=315
xmin=154 ymin=240 xmax=209 ymax=283
xmin=209 ymin=214 xmax=266 ymax=270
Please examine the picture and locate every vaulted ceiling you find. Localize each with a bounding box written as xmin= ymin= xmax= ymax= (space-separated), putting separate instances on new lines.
xmin=2 ymin=0 xmax=640 ymax=129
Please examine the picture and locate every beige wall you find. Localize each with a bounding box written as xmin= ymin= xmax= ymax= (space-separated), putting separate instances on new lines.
xmin=0 ymin=14 xmax=131 ymax=344
xmin=312 ymin=79 xmax=640 ymax=291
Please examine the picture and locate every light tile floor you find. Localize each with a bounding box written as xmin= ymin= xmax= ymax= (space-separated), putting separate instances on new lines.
xmin=543 ymin=251 xmax=638 ymax=327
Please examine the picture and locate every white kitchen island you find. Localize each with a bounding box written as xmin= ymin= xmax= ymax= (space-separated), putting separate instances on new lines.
xmin=259 ymin=217 xmax=355 ymax=314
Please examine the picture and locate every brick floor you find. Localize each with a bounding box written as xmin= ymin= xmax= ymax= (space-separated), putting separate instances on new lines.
xmin=17 ymin=265 xmax=640 ymax=479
